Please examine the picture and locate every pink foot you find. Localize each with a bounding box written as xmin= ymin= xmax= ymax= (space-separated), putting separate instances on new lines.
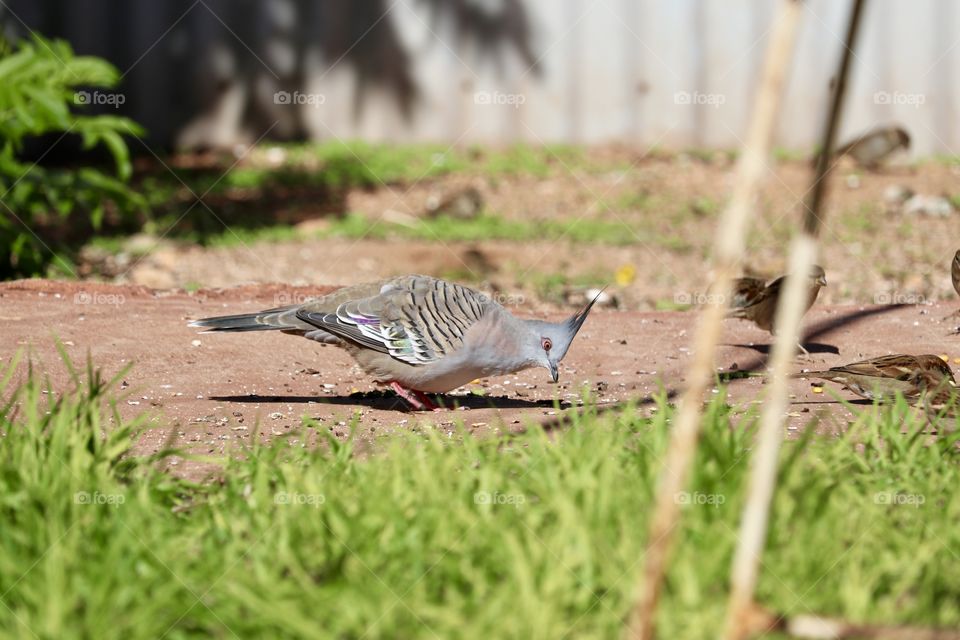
xmin=389 ymin=381 xmax=441 ymax=411
xmin=412 ymin=389 xmax=441 ymax=411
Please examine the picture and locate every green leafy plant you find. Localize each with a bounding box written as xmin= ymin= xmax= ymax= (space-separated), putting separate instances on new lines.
xmin=0 ymin=34 xmax=145 ymax=278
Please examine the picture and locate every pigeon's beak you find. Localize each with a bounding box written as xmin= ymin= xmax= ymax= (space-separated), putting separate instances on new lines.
xmin=549 ymin=361 xmax=559 ymax=383
xmin=816 ymin=275 xmax=828 ymax=287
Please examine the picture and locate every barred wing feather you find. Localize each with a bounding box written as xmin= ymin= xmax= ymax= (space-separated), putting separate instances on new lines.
xmin=296 ymin=276 xmax=490 ymax=366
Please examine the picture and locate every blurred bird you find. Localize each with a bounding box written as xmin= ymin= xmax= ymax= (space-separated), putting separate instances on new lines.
xmin=425 ymin=186 xmax=484 ymax=220
xmin=190 ymin=275 xmax=598 ymax=410
xmin=943 ymin=249 xmax=960 ymax=323
xmin=920 ymin=384 xmax=960 ymax=426
xmin=727 ymin=265 xmax=827 ymax=353
xmin=832 ymin=125 xmax=910 ymax=170
xmin=792 ymin=354 xmax=955 ymax=402
xmin=952 ymin=249 xmax=960 ymax=298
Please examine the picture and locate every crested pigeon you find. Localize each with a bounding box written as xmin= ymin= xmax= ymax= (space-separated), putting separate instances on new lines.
xmin=190 ymin=275 xmax=598 ymax=410
xmin=726 ymin=265 xmax=827 ymax=354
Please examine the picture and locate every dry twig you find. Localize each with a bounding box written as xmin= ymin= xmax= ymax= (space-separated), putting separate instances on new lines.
xmin=624 ymin=1 xmax=805 ymax=638
xmin=722 ymin=2 xmax=868 ymax=639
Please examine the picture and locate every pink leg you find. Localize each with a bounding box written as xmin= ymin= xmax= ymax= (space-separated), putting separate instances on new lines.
xmin=389 ymin=381 xmax=440 ymax=411
xmin=412 ymin=389 xmax=441 ymax=411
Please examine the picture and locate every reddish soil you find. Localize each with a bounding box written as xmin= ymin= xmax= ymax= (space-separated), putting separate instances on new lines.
xmin=4 ymin=279 xmax=959 ymax=480
xmin=113 ymin=155 xmax=960 ymax=312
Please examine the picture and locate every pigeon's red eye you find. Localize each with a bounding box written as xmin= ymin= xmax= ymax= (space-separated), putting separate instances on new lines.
xmin=542 ymin=338 xmax=552 ymax=351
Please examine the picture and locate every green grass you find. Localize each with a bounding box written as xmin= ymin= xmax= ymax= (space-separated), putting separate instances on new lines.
xmin=138 ymin=142 xmax=467 ymax=202
xmin=140 ymin=142 xmax=611 ymax=208
xmin=687 ymin=196 xmax=721 ymax=218
xmin=479 ymin=144 xmax=553 ymax=178
xmin=654 ymin=298 xmax=691 ymax=311
xmin=3 ymin=353 xmax=960 ymax=639
xmin=115 ymin=142 xmax=637 ymax=252
xmin=614 ymin=189 xmax=653 ymax=211
xmin=772 ymin=147 xmax=809 ymax=163
xmin=839 ymin=203 xmax=880 ymax=237
xmin=201 ymin=224 xmax=303 ymax=247
xmin=525 ymin=270 xmax=612 ymax=303
xmin=197 ymin=211 xmax=675 ymax=248
xmin=920 ymin=154 xmax=960 ymax=167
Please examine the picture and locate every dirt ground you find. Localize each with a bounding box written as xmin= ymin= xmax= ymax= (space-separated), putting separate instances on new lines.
xmin=112 ymin=154 xmax=960 ymax=311
xmin=4 ymin=279 xmax=959 ymax=480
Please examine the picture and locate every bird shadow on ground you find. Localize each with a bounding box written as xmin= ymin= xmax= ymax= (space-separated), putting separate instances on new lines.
xmin=790 ymin=398 xmax=873 ymax=407
xmin=210 ymin=392 xmax=558 ymax=411
xmin=724 ymin=341 xmax=840 ymax=356
xmin=718 ymin=304 xmax=910 ymax=374
xmin=534 ymin=388 xmax=681 ymax=433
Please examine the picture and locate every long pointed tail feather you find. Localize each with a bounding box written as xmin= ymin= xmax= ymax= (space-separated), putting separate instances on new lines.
xmin=190 ymin=313 xmax=278 ymax=332
xmin=189 ymin=305 xmax=307 ymax=333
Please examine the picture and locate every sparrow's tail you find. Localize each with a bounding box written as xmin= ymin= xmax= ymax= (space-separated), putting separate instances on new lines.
xmin=717 ymin=370 xmax=765 ymax=381
xmin=789 ymin=371 xmax=831 ymax=379
xmin=189 ymin=305 xmax=306 ymax=332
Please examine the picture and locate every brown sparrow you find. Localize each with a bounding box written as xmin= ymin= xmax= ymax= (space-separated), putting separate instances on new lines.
xmin=727 ymin=266 xmax=827 ymax=353
xmin=833 ymin=125 xmax=910 ymax=170
xmin=792 ymin=354 xmax=955 ymax=402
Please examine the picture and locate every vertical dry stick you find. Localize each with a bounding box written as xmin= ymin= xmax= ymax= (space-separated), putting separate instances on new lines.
xmin=723 ymin=2 xmax=867 ymax=639
xmin=805 ymin=0 xmax=867 ymax=237
xmin=803 ymin=0 xmax=864 ymax=236
xmin=722 ymin=234 xmax=818 ymax=640
xmin=625 ymin=2 xmax=804 ymax=639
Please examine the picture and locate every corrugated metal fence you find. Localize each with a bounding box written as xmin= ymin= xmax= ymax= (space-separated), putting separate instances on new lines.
xmin=4 ymin=0 xmax=958 ymax=155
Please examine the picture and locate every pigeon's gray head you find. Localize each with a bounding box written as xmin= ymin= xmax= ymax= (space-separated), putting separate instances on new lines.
xmin=522 ymin=292 xmax=601 ymax=383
